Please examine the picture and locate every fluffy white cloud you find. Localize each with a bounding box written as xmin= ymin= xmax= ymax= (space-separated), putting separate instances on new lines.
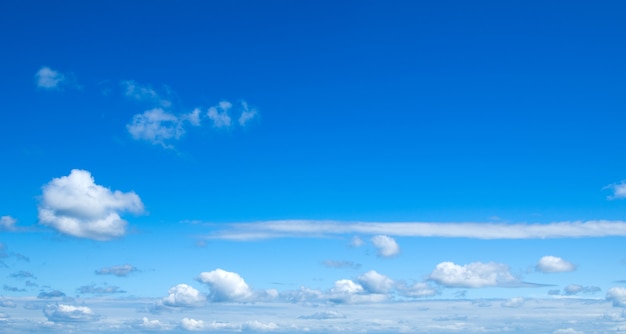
xmin=127 ymin=108 xmax=184 ymax=147
xmin=328 ymin=279 xmax=387 ymax=304
xmin=357 ymin=270 xmax=394 ymax=294
xmin=38 ymin=169 xmax=143 ymax=240
xmin=0 ymin=216 xmax=16 ymax=231
xmin=35 ymin=67 xmax=66 ymax=89
xmin=181 ymin=317 xmax=204 ymax=331
xmin=44 ymin=304 xmax=98 ymax=322
xmin=207 ymin=101 xmax=232 ymax=128
xmin=607 ymin=287 xmax=626 ymax=307
xmin=371 ymin=235 xmax=399 ymax=257
xmin=95 ymin=264 xmax=138 ymax=277
xmin=605 ymin=181 xmax=626 ymax=200
xmin=536 ymin=256 xmax=576 ymax=273
xmin=162 ymin=284 xmax=206 ymax=307
xmin=238 ymin=101 xmax=257 ymax=126
xmin=137 ymin=317 xmax=168 ymax=330
xmin=207 ymin=220 xmax=626 ymax=240
xmin=197 ymin=268 xmax=253 ymax=302
xmin=428 ymin=261 xmax=517 ymax=288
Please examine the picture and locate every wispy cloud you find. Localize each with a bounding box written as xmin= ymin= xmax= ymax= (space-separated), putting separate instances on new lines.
xmin=77 ymin=284 xmax=125 ymax=295
xmin=0 ymin=216 xmax=16 ymax=231
xmin=121 ymin=80 xmax=171 ymax=107
xmin=34 ymin=66 xmax=78 ymax=90
xmin=204 ymin=220 xmax=626 ymax=240
xmin=38 ymin=169 xmax=144 ymax=240
xmin=95 ymin=264 xmax=138 ymax=277
xmin=322 ymin=260 xmax=361 ymax=270
xmin=605 ymin=181 xmax=626 ymax=200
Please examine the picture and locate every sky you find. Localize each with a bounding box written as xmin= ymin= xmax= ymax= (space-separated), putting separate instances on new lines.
xmin=1 ymin=0 xmax=626 ymax=332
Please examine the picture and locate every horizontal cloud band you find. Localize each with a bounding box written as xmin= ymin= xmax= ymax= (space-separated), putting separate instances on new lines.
xmin=206 ymin=220 xmax=626 ymax=240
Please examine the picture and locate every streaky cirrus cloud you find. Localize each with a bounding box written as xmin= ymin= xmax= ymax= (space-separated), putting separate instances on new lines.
xmin=536 ymin=256 xmax=576 ymax=273
xmin=95 ymin=264 xmax=138 ymax=277
xmin=0 ymin=216 xmax=16 ymax=231
xmin=38 ymin=169 xmax=144 ymax=240
xmin=162 ymin=284 xmax=206 ymax=308
xmin=197 ymin=268 xmax=253 ymax=302
xmin=428 ymin=261 xmax=518 ymax=288
xmin=204 ymin=219 xmax=626 ymax=240
xmin=371 ymin=235 xmax=399 ymax=257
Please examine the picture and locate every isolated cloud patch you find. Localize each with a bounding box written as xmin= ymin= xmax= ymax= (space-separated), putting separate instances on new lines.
xmin=181 ymin=317 xmax=204 ymax=331
xmin=299 ymin=310 xmax=346 ymax=320
xmin=35 ymin=67 xmax=65 ymax=89
xmin=127 ymin=108 xmax=185 ymax=148
xmin=536 ymin=256 xmax=576 ymax=273
xmin=371 ymin=235 xmax=399 ymax=257
xmin=95 ymin=264 xmax=138 ymax=277
xmin=162 ymin=284 xmax=206 ymax=307
xmin=38 ymin=169 xmax=144 ymax=240
xmin=38 ymin=290 xmax=66 ymax=299
xmin=323 ymin=260 xmax=361 ymax=270
xmin=428 ymin=261 xmax=518 ymax=288
xmin=607 ymin=287 xmax=626 ymax=307
xmin=357 ymin=270 xmax=394 ymax=294
xmin=121 ymin=80 xmax=171 ymax=107
xmin=0 ymin=216 xmax=16 ymax=231
xmin=197 ymin=268 xmax=253 ymax=302
xmin=605 ymin=181 xmax=626 ymax=200
xmin=44 ymin=304 xmax=98 ymax=322
xmin=77 ymin=284 xmax=125 ymax=295
xmin=328 ymin=279 xmax=387 ymax=304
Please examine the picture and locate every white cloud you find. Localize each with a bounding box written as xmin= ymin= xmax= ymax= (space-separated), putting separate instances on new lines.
xmin=371 ymin=235 xmax=399 ymax=257
xmin=351 ymin=236 xmax=363 ymax=247
xmin=207 ymin=101 xmax=232 ymax=128
xmin=501 ymin=297 xmax=524 ymax=308
xmin=44 ymin=304 xmax=98 ymax=322
xmin=0 ymin=297 xmax=16 ymax=308
xmin=357 ymin=270 xmax=394 ymax=294
xmin=121 ymin=80 xmax=170 ymax=107
xmin=182 ymin=108 xmax=202 ymax=126
xmin=607 ymin=287 xmax=626 ymax=307
xmin=238 ymin=101 xmax=257 ymax=126
xmin=536 ymin=256 xmax=576 ymax=273
xmin=605 ymin=181 xmax=626 ymax=200
xmin=137 ymin=317 xmax=168 ymax=330
xmin=299 ymin=310 xmax=346 ymax=319
xmin=563 ymin=284 xmax=600 ymax=295
xmin=328 ymin=279 xmax=388 ymax=304
xmin=127 ymin=108 xmax=184 ymax=148
xmin=197 ymin=268 xmax=253 ymax=302
xmin=162 ymin=284 xmax=206 ymax=307
xmin=396 ymin=282 xmax=438 ymax=298
xmin=38 ymin=169 xmax=143 ymax=240
xmin=553 ymin=328 xmax=584 ymax=334
xmin=0 ymin=216 xmax=16 ymax=231
xmin=181 ymin=317 xmax=204 ymax=331
xmin=206 ymin=219 xmax=626 ymax=240
xmin=332 ymin=279 xmax=364 ymax=295
xmin=95 ymin=264 xmax=138 ymax=277
xmin=428 ymin=261 xmax=518 ymax=288
xmin=35 ymin=67 xmax=65 ymax=89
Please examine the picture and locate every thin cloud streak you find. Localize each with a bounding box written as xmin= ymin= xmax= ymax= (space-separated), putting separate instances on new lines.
xmin=205 ymin=220 xmax=626 ymax=240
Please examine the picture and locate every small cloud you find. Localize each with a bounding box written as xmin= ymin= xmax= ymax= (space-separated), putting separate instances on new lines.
xmin=396 ymin=281 xmax=438 ymax=298
xmin=350 ymin=236 xmax=363 ymax=247
xmin=357 ymin=270 xmax=394 ymax=294
xmin=238 ymin=101 xmax=257 ymax=126
xmin=548 ymin=289 xmax=561 ymax=295
xmin=0 ymin=216 xmax=16 ymax=231
xmin=428 ymin=261 xmax=518 ymax=288
xmin=207 ymin=101 xmax=232 ymax=128
xmin=197 ymin=268 xmax=253 ymax=302
xmin=35 ymin=67 xmax=66 ymax=89
xmin=371 ymin=235 xmax=399 ymax=257
xmin=95 ymin=264 xmax=138 ymax=277
xmin=127 ymin=108 xmax=184 ymax=148
xmin=121 ymin=80 xmax=171 ymax=107
xmin=38 ymin=290 xmax=66 ymax=299
xmin=3 ymin=285 xmax=25 ymax=292
xmin=323 ymin=260 xmax=361 ymax=270
xmin=605 ymin=181 xmax=626 ymax=200
xmin=0 ymin=297 xmax=16 ymax=308
xmin=553 ymin=328 xmax=584 ymax=334
xmin=162 ymin=284 xmax=206 ymax=308
xmin=564 ymin=284 xmax=601 ymax=295
xmin=77 ymin=284 xmax=125 ymax=295
xmin=536 ymin=256 xmax=576 ymax=273
xmin=299 ymin=310 xmax=346 ymax=320
xmin=607 ymin=287 xmax=626 ymax=307
xmin=501 ymin=297 xmax=524 ymax=308
xmin=10 ymin=271 xmax=35 ymax=280
xmin=44 ymin=304 xmax=98 ymax=323
xmin=134 ymin=317 xmax=170 ymax=330
xmin=38 ymin=169 xmax=144 ymax=240
xmin=181 ymin=317 xmax=204 ymax=331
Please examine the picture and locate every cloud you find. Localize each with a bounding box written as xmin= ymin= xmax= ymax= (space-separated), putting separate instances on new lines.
xmin=501 ymin=297 xmax=524 ymax=308
xmin=10 ymin=271 xmax=35 ymax=280
xmin=357 ymin=270 xmax=394 ymax=294
xmin=162 ymin=284 xmax=206 ymax=307
xmin=44 ymin=304 xmax=98 ymax=322
xmin=121 ymin=80 xmax=171 ymax=107
xmin=35 ymin=67 xmax=65 ymax=89
xmin=563 ymin=284 xmax=601 ymax=295
xmin=553 ymin=329 xmax=584 ymax=334
xmin=323 ymin=260 xmax=361 ymax=270
xmin=298 ymin=310 xmax=346 ymax=319
xmin=238 ymin=101 xmax=257 ymax=126
xmin=396 ymin=282 xmax=439 ymax=298
xmin=77 ymin=284 xmax=125 ymax=295
xmin=328 ymin=279 xmax=387 ymax=304
xmin=135 ymin=317 xmax=169 ymax=330
xmin=428 ymin=261 xmax=518 ymax=288
xmin=207 ymin=101 xmax=233 ymax=128
xmin=95 ymin=264 xmax=138 ymax=277
xmin=38 ymin=169 xmax=144 ymax=240
xmin=536 ymin=256 xmax=576 ymax=273
xmin=607 ymin=287 xmax=626 ymax=307
xmin=0 ymin=216 xmax=16 ymax=231
xmin=3 ymin=285 xmax=25 ymax=292
xmin=605 ymin=181 xmax=626 ymax=200
xmin=127 ymin=108 xmax=185 ymax=148
xmin=38 ymin=290 xmax=66 ymax=299
xmin=0 ymin=297 xmax=16 ymax=308
xmin=206 ymin=219 xmax=626 ymax=240
xmin=197 ymin=268 xmax=253 ymax=302
xmin=371 ymin=235 xmax=399 ymax=257
xmin=181 ymin=317 xmax=204 ymax=331
xmin=350 ymin=236 xmax=363 ymax=247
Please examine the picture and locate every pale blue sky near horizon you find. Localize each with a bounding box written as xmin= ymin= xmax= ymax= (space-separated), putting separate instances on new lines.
xmin=1 ymin=1 xmax=626 ymax=332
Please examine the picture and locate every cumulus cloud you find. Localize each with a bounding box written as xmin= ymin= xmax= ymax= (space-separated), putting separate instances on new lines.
xmin=44 ymin=304 xmax=98 ymax=322
xmin=95 ymin=264 xmax=138 ymax=277
xmin=162 ymin=284 xmax=206 ymax=307
xmin=135 ymin=317 xmax=169 ymax=330
xmin=197 ymin=268 xmax=253 ymax=302
xmin=605 ymin=181 xmax=626 ymax=200
xmin=607 ymin=287 xmax=626 ymax=307
xmin=207 ymin=219 xmax=626 ymax=240
xmin=0 ymin=216 xmax=16 ymax=231
xmin=428 ymin=261 xmax=518 ymax=288
xmin=126 ymin=108 xmax=184 ymax=148
xmin=207 ymin=101 xmax=232 ymax=128
xmin=299 ymin=310 xmax=346 ymax=319
xmin=536 ymin=256 xmax=576 ymax=273
xmin=357 ymin=270 xmax=394 ymax=294
xmin=181 ymin=317 xmax=204 ymax=331
xmin=38 ymin=169 xmax=144 ymax=240
xmin=77 ymin=284 xmax=125 ymax=295
xmin=371 ymin=235 xmax=399 ymax=257
xmin=328 ymin=279 xmax=387 ymax=304
xmin=35 ymin=67 xmax=66 ymax=89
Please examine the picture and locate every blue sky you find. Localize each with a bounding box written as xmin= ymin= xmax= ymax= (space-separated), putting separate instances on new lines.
xmin=1 ymin=1 xmax=626 ymax=332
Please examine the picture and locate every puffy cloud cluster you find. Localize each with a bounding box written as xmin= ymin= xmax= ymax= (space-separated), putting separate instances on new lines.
xmin=428 ymin=261 xmax=518 ymax=288
xmin=95 ymin=264 xmax=138 ymax=277
xmin=181 ymin=317 xmax=204 ymax=331
xmin=371 ymin=235 xmax=399 ymax=257
xmin=38 ymin=169 xmax=144 ymax=240
xmin=328 ymin=272 xmax=390 ymax=304
xmin=357 ymin=270 xmax=395 ymax=294
xmin=536 ymin=256 xmax=576 ymax=273
xmin=44 ymin=304 xmax=98 ymax=322
xmin=162 ymin=284 xmax=206 ymax=307
xmin=197 ymin=268 xmax=253 ymax=302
